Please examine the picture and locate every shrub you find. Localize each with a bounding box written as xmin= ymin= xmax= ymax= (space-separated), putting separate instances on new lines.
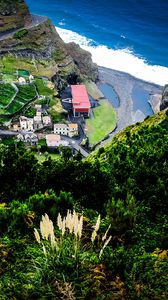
xmin=14 ymin=29 xmax=28 ymax=39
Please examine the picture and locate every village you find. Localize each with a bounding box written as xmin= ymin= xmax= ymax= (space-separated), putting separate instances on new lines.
xmin=0 ymin=68 xmax=117 ymax=157
xmin=0 ymin=71 xmax=94 ymax=157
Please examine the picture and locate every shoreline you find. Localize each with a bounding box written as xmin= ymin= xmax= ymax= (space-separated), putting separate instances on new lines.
xmin=92 ymin=66 xmax=163 ymax=147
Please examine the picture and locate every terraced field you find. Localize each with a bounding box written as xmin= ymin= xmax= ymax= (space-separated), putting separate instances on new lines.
xmin=0 ymin=83 xmax=37 ymax=115
xmin=0 ymin=84 xmax=16 ymax=111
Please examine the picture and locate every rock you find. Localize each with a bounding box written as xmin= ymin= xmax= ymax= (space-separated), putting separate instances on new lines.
xmin=149 ymin=94 xmax=162 ymax=113
xmin=160 ymin=85 xmax=168 ymax=110
xmin=0 ymin=0 xmax=31 ymax=32
xmin=65 ymin=42 xmax=98 ymax=81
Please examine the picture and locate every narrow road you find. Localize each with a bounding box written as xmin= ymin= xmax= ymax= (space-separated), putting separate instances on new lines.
xmin=0 ymin=14 xmax=48 ymax=41
xmin=61 ymin=135 xmax=89 ymax=157
xmin=0 ymin=129 xmax=89 ymax=157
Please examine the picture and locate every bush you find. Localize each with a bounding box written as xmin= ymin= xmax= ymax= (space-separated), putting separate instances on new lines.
xmin=14 ymin=29 xmax=28 ymax=39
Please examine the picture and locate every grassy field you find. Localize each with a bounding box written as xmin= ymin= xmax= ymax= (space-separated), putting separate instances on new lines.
xmin=86 ymin=99 xmax=117 ymax=146
xmin=84 ymin=80 xmax=104 ymax=99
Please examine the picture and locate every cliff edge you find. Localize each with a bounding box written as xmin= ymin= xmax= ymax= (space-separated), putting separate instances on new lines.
xmin=0 ymin=0 xmax=98 ymax=88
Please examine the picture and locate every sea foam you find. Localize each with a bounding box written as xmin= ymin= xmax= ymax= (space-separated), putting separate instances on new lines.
xmin=56 ymin=26 xmax=168 ymax=86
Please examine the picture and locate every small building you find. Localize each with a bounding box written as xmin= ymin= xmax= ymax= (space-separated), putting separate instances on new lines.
xmin=46 ymin=134 xmax=61 ymax=147
xmin=42 ymin=115 xmax=51 ymax=126
xmin=30 ymin=133 xmax=38 ymax=145
xmin=54 ymin=124 xmax=68 ymax=135
xmin=29 ymin=74 xmax=34 ymax=82
xmin=17 ymin=134 xmax=24 ymax=142
xmin=33 ymin=115 xmax=42 ymax=130
xmin=27 ymin=119 xmax=34 ymax=131
xmin=19 ymin=116 xmax=33 ymax=131
xmin=54 ymin=123 xmax=78 ymax=137
xmin=18 ymin=77 xmax=26 ymax=85
xmin=71 ymin=85 xmax=91 ymax=117
xmin=19 ymin=116 xmax=28 ymax=130
xmin=24 ymin=133 xmax=38 ymax=145
xmin=35 ymin=104 xmax=42 ymax=110
xmin=36 ymin=111 xmax=42 ymax=117
xmin=12 ymin=123 xmax=20 ymax=131
xmin=68 ymin=123 xmax=78 ymax=137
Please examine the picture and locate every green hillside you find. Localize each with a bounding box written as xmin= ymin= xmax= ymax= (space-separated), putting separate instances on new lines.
xmin=0 ymin=109 xmax=168 ymax=299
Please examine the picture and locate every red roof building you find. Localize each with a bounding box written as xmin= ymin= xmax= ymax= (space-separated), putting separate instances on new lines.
xmin=71 ymin=85 xmax=90 ymax=117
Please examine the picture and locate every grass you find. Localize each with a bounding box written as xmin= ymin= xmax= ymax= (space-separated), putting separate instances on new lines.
xmin=35 ymin=79 xmax=55 ymax=97
xmin=86 ymin=99 xmax=117 ymax=146
xmin=0 ymin=83 xmax=16 ymax=107
xmin=15 ymin=84 xmax=37 ymax=104
xmin=48 ymin=98 xmax=67 ymax=123
xmin=35 ymin=153 xmax=60 ymax=163
xmin=84 ymin=80 xmax=104 ymax=99
xmin=0 ymin=83 xmax=37 ymax=116
xmin=0 ymin=55 xmax=58 ymax=78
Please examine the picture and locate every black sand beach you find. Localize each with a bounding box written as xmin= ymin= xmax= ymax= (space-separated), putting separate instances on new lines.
xmin=98 ymin=67 xmax=162 ymax=143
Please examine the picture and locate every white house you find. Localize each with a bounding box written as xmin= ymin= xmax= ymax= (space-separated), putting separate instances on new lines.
xmin=33 ymin=115 xmax=42 ymax=130
xmin=17 ymin=134 xmax=24 ymax=142
xmin=54 ymin=124 xmax=68 ymax=135
xmin=19 ymin=116 xmax=33 ymax=131
xmin=68 ymin=123 xmax=78 ymax=137
xmin=18 ymin=77 xmax=26 ymax=84
xmin=53 ymin=123 xmax=78 ymax=137
xmin=19 ymin=116 xmax=27 ymax=130
xmin=42 ymin=115 xmax=51 ymax=126
xmin=29 ymin=74 xmax=34 ymax=82
xmin=27 ymin=119 xmax=34 ymax=131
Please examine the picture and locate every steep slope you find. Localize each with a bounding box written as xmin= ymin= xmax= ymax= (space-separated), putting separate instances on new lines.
xmin=0 ymin=0 xmax=31 ymax=32
xmin=0 ymin=0 xmax=98 ymax=88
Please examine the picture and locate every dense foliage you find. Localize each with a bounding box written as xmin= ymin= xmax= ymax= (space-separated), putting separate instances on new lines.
xmin=0 ymin=110 xmax=168 ymax=299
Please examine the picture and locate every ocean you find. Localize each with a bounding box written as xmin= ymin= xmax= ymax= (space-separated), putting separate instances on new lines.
xmin=26 ymin=0 xmax=168 ymax=86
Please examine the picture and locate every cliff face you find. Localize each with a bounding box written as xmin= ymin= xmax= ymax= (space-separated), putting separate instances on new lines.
xmin=0 ymin=0 xmax=31 ymax=32
xmin=0 ymin=0 xmax=98 ymax=88
xmin=65 ymin=42 xmax=98 ymax=81
xmin=160 ymin=85 xmax=168 ymax=110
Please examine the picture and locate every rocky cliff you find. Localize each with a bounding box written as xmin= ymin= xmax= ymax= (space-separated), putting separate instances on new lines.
xmin=65 ymin=42 xmax=98 ymax=82
xmin=0 ymin=0 xmax=98 ymax=89
xmin=0 ymin=0 xmax=31 ymax=32
xmin=160 ymin=85 xmax=168 ymax=110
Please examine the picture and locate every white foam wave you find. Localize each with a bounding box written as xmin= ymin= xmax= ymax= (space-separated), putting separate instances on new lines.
xmin=56 ymin=26 xmax=168 ymax=86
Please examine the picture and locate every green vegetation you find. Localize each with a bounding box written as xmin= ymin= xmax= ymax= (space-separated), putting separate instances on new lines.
xmin=14 ymin=29 xmax=28 ymax=39
xmin=86 ymin=99 xmax=117 ymax=146
xmin=0 ymin=83 xmax=16 ymax=108
xmin=0 ymin=54 xmax=58 ymax=78
xmin=0 ymin=103 xmax=168 ymax=299
xmin=15 ymin=84 xmax=37 ymax=104
xmin=0 ymin=83 xmax=37 ymax=116
xmin=84 ymin=80 xmax=104 ymax=99
xmin=48 ymin=97 xmax=67 ymax=123
xmin=35 ymin=78 xmax=55 ymax=97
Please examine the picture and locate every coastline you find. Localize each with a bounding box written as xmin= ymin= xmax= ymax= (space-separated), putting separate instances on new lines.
xmin=97 ymin=66 xmax=162 ymax=140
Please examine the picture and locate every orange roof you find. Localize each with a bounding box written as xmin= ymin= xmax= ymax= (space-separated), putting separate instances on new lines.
xmin=68 ymin=123 xmax=78 ymax=129
xmin=71 ymin=85 xmax=90 ymax=109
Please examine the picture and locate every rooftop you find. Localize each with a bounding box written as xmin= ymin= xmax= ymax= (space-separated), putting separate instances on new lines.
xmin=54 ymin=123 xmax=68 ymax=129
xmin=68 ymin=123 xmax=78 ymax=129
xmin=46 ymin=134 xmax=61 ymax=142
xmin=71 ymin=85 xmax=90 ymax=109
